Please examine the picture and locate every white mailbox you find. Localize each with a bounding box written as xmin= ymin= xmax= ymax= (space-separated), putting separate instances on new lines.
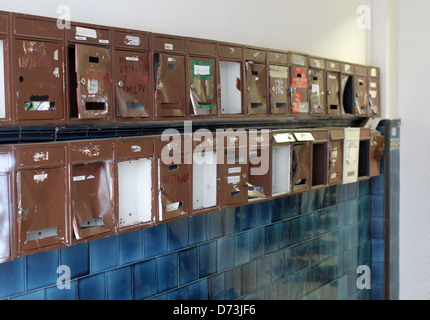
xmin=343 ymin=128 xmax=360 ymax=184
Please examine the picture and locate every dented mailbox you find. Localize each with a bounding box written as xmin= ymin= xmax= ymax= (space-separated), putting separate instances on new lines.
xmin=0 ymin=147 xmax=12 ymax=262
xmin=268 ymin=50 xmax=289 ymax=115
xmin=368 ymin=66 xmax=381 ymax=117
xmin=354 ymin=65 xmax=369 ymax=117
xmin=311 ymin=128 xmax=329 ymax=189
xmin=328 ymin=128 xmax=344 ymax=186
xmin=271 ymin=130 xmax=294 ymax=198
xmin=369 ymin=129 xmax=385 ymax=177
xmin=244 ymin=47 xmax=268 ymax=115
xmin=343 ymin=127 xmax=360 ymax=184
xmin=308 ymin=57 xmax=326 ymax=116
xmin=291 ymin=130 xmax=313 ymax=193
xmin=289 ymin=52 xmax=309 ymax=115
xmin=326 ymin=60 xmax=342 ymax=117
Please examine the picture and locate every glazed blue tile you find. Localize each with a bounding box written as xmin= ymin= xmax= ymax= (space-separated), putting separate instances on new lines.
xmin=207 ymin=210 xmax=224 ymax=240
xmin=249 ymin=288 xmax=265 ymax=300
xmin=234 ymin=231 xmax=250 ymax=266
xmin=344 ymin=200 xmax=358 ymax=225
xmin=199 ymin=241 xmax=217 ymax=278
xmin=45 ymin=281 xmax=77 ymax=300
xmin=242 ymin=261 xmax=257 ymax=294
xmin=338 ymin=183 xmax=349 ymax=204
xmin=358 ymin=220 xmax=371 ymax=244
xmin=250 ymin=227 xmax=265 ymax=260
xmin=78 ymin=273 xmax=105 ymax=300
xmin=90 ymin=236 xmax=118 ymax=274
xmin=278 ymin=277 xmax=292 ymax=300
xmin=119 ymin=230 xmax=143 ymax=265
xmin=225 ymin=207 xmax=241 ymax=235
xmin=271 ymin=197 xmax=286 ymax=222
xmin=318 ymin=234 xmax=330 ymax=261
xmin=167 ymin=286 xmax=188 ymax=300
xmin=168 ymin=218 xmax=189 ymax=252
xmin=144 ymin=223 xmax=167 ymax=259
xmin=302 ymin=213 xmax=315 ymax=240
xmin=308 ymin=189 xmax=320 ymax=212
xmin=338 ymin=227 xmax=349 ymax=252
xmin=337 ymin=275 xmax=348 ymax=300
xmin=0 ymin=257 xmax=25 ymax=299
xmin=348 ymin=223 xmax=359 ymax=248
xmin=241 ymin=204 xmax=254 ymax=231
xmin=372 ymin=261 xmax=384 ymax=285
xmin=189 ymin=214 xmax=206 ymax=245
xmin=371 ymin=174 xmax=384 ymax=196
xmin=179 ymin=247 xmax=198 ymax=286
xmin=371 ymin=283 xmax=384 ymax=300
xmin=391 ymin=149 xmax=400 ymax=172
xmin=107 ymin=266 xmax=132 ymax=300
xmin=157 ymin=252 xmax=178 ymax=293
xmin=372 ymin=239 xmax=384 ymax=263
xmin=309 ymin=238 xmax=320 ymax=265
xmin=60 ymin=243 xmax=89 ymax=279
xmin=257 ymin=256 xmax=272 ymax=288
xmin=225 ymin=267 xmax=242 ymax=300
xmin=359 ymin=179 xmax=371 ymax=197
xmin=264 ymin=282 xmax=278 ymax=300
xmin=325 ymin=207 xmax=338 ymax=232
xmin=188 ymin=279 xmax=208 ymax=300
xmin=133 ymin=258 xmax=156 ymax=300
xmin=358 ymin=242 xmax=371 ymax=266
xmin=291 ymin=216 xmax=303 ymax=245
xmin=298 ymin=192 xmax=309 ymax=214
xmin=358 ymin=196 xmax=371 ymax=221
xmin=148 ymin=293 xmax=166 ymax=300
xmin=11 ymin=289 xmax=45 ymax=300
xmin=347 ymin=183 xmax=358 ymax=201
xmin=279 ymin=220 xmax=291 ymax=248
xmin=26 ymin=250 xmax=59 ymax=291
xmin=209 ymin=273 xmax=225 ymax=300
xmin=217 ymin=236 xmax=234 ymax=272
xmin=285 ymin=194 xmax=298 ymax=218
xmin=295 ymin=242 xmax=307 ymax=270
xmin=255 ymin=201 xmax=271 ymax=227
xmin=314 ymin=209 xmax=325 ymax=236
xmin=265 ymin=223 xmax=279 ymax=254
xmin=284 ymin=247 xmax=297 ymax=276
xmin=271 ymin=251 xmax=285 ymax=281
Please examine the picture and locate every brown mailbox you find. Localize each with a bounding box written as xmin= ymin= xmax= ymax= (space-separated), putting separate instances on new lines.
xmin=218 ymin=42 xmax=244 ymax=116
xmin=308 ymin=57 xmax=326 ymax=116
xmin=156 ymin=134 xmax=192 ymax=222
xmin=340 ymin=62 xmax=355 ymax=117
xmin=114 ymin=29 xmax=152 ymax=120
xmin=0 ymin=147 xmax=13 ymax=263
xmin=328 ymin=128 xmax=344 ymax=185
xmin=354 ymin=65 xmax=369 ymax=117
xmin=0 ymin=11 xmax=11 ymax=124
xmin=358 ymin=128 xmax=371 ymax=181
xmin=153 ymin=34 xmax=187 ymax=118
xmin=15 ymin=143 xmax=69 ymax=255
xmin=70 ymin=140 xmax=115 ymax=242
xmin=310 ymin=128 xmax=329 ymax=189
xmin=268 ymin=50 xmax=289 ymax=115
xmin=369 ymin=129 xmax=384 ymax=177
xmin=325 ymin=60 xmax=342 ymax=117
xmin=217 ymin=129 xmax=248 ymax=208
xmin=289 ymin=52 xmax=309 ymax=115
xmin=244 ymin=47 xmax=268 ymax=116
xmin=12 ymin=13 xmax=66 ymax=124
xmin=270 ymin=130 xmax=294 ymax=198
xmin=247 ymin=129 xmax=271 ymax=202
xmin=116 ymin=136 xmax=155 ymax=231
xmin=291 ymin=130 xmax=313 ymax=193
xmin=368 ymin=66 xmax=381 ymax=117
xmin=187 ymin=38 xmax=218 ymax=117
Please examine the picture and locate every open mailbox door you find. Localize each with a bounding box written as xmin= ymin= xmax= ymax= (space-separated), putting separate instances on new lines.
xmin=311 ymin=128 xmax=329 ymax=189
xmin=15 ymin=143 xmax=69 ymax=254
xmin=268 ymin=50 xmax=289 ymax=115
xmin=354 ymin=65 xmax=369 ymax=117
xmin=289 ymin=52 xmax=309 ymax=115
xmin=70 ymin=140 xmax=115 ymax=241
xmin=291 ymin=130 xmax=313 ymax=193
xmin=340 ymin=63 xmax=355 ymax=117
xmin=326 ymin=60 xmax=341 ymax=117
xmin=308 ymin=57 xmax=326 ymax=116
xmin=0 ymin=147 xmax=12 ymax=262
xmin=328 ymin=128 xmax=344 ymax=186
xmin=271 ymin=130 xmax=294 ymax=198
xmin=369 ymin=129 xmax=385 ymax=177
xmin=0 ymin=11 xmax=10 ymax=124
xmin=244 ymin=47 xmax=268 ymax=115
xmin=368 ymin=66 xmax=381 ymax=117
xmin=343 ymin=128 xmax=360 ymax=184
xmin=358 ymin=128 xmax=371 ymax=180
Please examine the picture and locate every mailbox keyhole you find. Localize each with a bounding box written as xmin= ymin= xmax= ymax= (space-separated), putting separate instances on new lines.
xmin=19 ymin=76 xmax=24 ymax=83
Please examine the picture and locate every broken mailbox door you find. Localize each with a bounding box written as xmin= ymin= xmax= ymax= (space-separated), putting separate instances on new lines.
xmin=368 ymin=67 xmax=381 ymax=117
xmin=358 ymin=128 xmax=371 ymax=180
xmin=308 ymin=57 xmax=326 ymax=116
xmin=354 ymin=65 xmax=369 ymax=117
xmin=343 ymin=128 xmax=360 ymax=184
xmin=311 ymin=129 xmax=329 ymax=189
xmin=328 ymin=128 xmax=344 ymax=186
xmin=244 ymin=47 xmax=267 ymax=115
xmin=189 ymin=57 xmax=217 ymax=116
xmin=271 ymin=130 xmax=294 ymax=198
xmin=340 ymin=63 xmax=355 ymax=116
xmin=291 ymin=131 xmax=313 ymax=193
xmin=369 ymin=129 xmax=384 ymax=177
xmin=0 ymin=147 xmax=12 ymax=262
xmin=325 ymin=61 xmax=341 ymax=117
xmin=289 ymin=53 xmax=309 ymax=115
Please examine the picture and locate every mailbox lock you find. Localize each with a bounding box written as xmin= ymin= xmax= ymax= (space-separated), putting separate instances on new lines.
xmin=80 ymin=78 xmax=86 ymax=85
xmin=229 ymin=47 xmax=235 ymax=54
xmin=117 ymin=80 xmax=124 ymax=88
xmin=243 ymin=173 xmax=247 ymax=179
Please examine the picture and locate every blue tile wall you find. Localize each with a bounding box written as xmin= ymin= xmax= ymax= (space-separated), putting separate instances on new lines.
xmin=0 ymin=180 xmax=377 ymax=300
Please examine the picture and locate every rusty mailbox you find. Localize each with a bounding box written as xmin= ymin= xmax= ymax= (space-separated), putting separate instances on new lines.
xmin=218 ymin=42 xmax=244 ymax=116
xmin=217 ymin=129 xmax=248 ymax=208
xmin=270 ymin=130 xmax=294 ymax=198
xmin=70 ymin=140 xmax=115 ymax=242
xmin=289 ymin=52 xmax=309 ymax=115
xmin=368 ymin=66 xmax=381 ymax=117
xmin=67 ymin=23 xmax=113 ymax=121
xmin=114 ymin=29 xmax=152 ymax=120
xmin=156 ymin=133 xmax=192 ymax=222
xmin=0 ymin=147 xmax=13 ymax=263
xmin=153 ymin=34 xmax=187 ymax=118
xmin=268 ymin=50 xmax=289 ymax=115
xmin=354 ymin=65 xmax=369 ymax=117
xmin=0 ymin=11 xmax=10 ymax=124
xmin=244 ymin=47 xmax=268 ymax=116
xmin=308 ymin=56 xmax=326 ymax=116
xmin=188 ymin=38 xmax=218 ymax=117
xmin=291 ymin=130 xmax=313 ymax=194
xmin=358 ymin=128 xmax=371 ymax=180
xmin=343 ymin=127 xmax=360 ymax=184
xmin=328 ymin=128 xmax=344 ymax=186
xmin=340 ymin=63 xmax=355 ymax=117
xmin=15 ymin=143 xmax=69 ymax=255
xmin=116 ymin=136 xmax=155 ymax=231
xmin=12 ymin=13 xmax=66 ymax=124
xmin=369 ymin=129 xmax=385 ymax=177
xmin=310 ymin=128 xmax=329 ymax=189
xmin=325 ymin=60 xmax=342 ymax=117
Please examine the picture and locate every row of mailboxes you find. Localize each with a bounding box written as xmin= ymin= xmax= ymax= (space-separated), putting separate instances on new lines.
xmin=0 ymin=126 xmax=384 ymax=262
xmin=0 ymin=11 xmax=381 ymax=126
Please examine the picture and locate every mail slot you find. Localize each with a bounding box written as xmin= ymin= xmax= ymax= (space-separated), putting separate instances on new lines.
xmin=192 ymin=131 xmax=218 ymax=213
xmin=188 ymin=39 xmax=218 ymax=117
xmin=354 ymin=65 xmax=368 ymax=117
xmin=309 ymin=57 xmax=326 ymax=116
xmin=244 ymin=47 xmax=268 ymax=116
xmin=156 ymin=134 xmax=192 ymax=222
xmin=116 ymin=137 xmax=155 ymax=231
xmin=289 ymin=52 xmax=309 ymax=115
xmin=247 ymin=129 xmax=271 ymax=201
xmin=218 ymin=42 xmax=244 ymax=116
xmin=271 ymin=130 xmax=294 ymax=198
xmin=0 ymin=147 xmax=13 ymax=263
xmin=268 ymin=50 xmax=289 ymax=115
xmin=368 ymin=66 xmax=381 ymax=117
xmin=343 ymin=128 xmax=360 ymax=184
xmin=217 ymin=129 xmax=248 ymax=208
xmin=15 ymin=143 xmax=69 ymax=254
xmin=310 ymin=128 xmax=329 ymax=189
xmin=70 ymin=140 xmax=115 ymax=241
xmin=358 ymin=128 xmax=371 ymax=180
xmin=369 ymin=129 xmax=384 ymax=177
xmin=12 ymin=13 xmax=66 ymax=123
xmin=326 ymin=60 xmax=341 ymax=117
xmin=153 ymin=34 xmax=187 ymax=118
xmin=291 ymin=130 xmax=313 ymax=193
xmin=328 ymin=128 xmax=344 ymax=186
xmin=340 ymin=63 xmax=355 ymax=117
xmin=0 ymin=11 xmax=10 ymax=124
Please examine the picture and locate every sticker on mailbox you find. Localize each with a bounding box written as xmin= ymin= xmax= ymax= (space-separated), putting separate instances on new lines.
xmin=228 ymin=175 xmax=241 ymax=184
xmin=292 ymin=92 xmax=301 ymax=113
xmin=291 ymin=67 xmax=308 ymax=88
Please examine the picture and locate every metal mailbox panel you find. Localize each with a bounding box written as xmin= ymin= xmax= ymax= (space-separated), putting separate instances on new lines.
xmin=368 ymin=70 xmax=381 ymax=117
xmin=15 ymin=146 xmax=66 ymax=169
xmin=0 ymin=149 xmax=12 ymax=262
xmin=13 ymin=15 xmax=62 ymax=40
xmin=0 ymin=35 xmax=8 ymax=122
xmin=244 ymin=48 xmax=266 ymax=63
xmin=219 ymin=60 xmax=243 ymax=115
xmin=245 ymin=62 xmax=267 ymax=115
xmin=188 ymin=40 xmax=216 ymax=56
xmin=115 ymin=50 xmax=152 ymax=118
xmin=113 ymin=31 xmax=149 ymax=50
xmin=189 ymin=57 xmax=217 ymax=116
xmin=369 ymin=130 xmax=384 ymax=177
xmin=311 ymin=141 xmax=328 ymax=188
xmin=153 ymin=36 xmax=185 ymax=53
xmin=290 ymin=64 xmax=309 ymax=115
xmin=326 ymin=71 xmax=341 ymax=116
xmin=193 ymin=150 xmax=218 ymax=211
xmin=292 ymin=143 xmax=311 ymax=193
xmin=341 ymin=73 xmax=355 ymax=116
xmin=343 ymin=128 xmax=360 ymax=184
xmin=218 ymin=44 xmax=243 ymax=60
xmin=267 ymin=51 xmax=288 ymax=65
xmin=271 ymin=144 xmax=292 ymax=197
xmin=269 ymin=65 xmax=289 ymax=114
xmin=70 ymin=141 xmax=114 ymax=163
xmin=154 ymin=53 xmax=186 ymax=117
xmin=69 ymin=25 xmax=110 ymax=45
xmin=309 ymin=68 xmax=325 ymax=116
xmin=248 ymin=145 xmax=270 ymax=200
xmin=328 ymin=140 xmax=343 ymax=185
xmin=118 ymin=139 xmax=154 ymax=160
xmin=354 ymin=74 xmax=368 ymax=116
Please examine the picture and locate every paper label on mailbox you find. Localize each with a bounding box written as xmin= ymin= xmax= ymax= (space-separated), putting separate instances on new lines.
xmin=76 ymin=27 xmax=97 ymax=39
xmin=273 ymin=133 xmax=295 ymax=143
xmin=228 ymin=175 xmax=241 ymax=184
xmin=293 ymin=132 xmax=314 ymax=141
xmin=228 ymin=167 xmax=241 ymax=174
xmin=164 ymin=43 xmax=174 ymax=50
xmin=124 ymin=35 xmax=141 ymax=46
xmin=292 ymin=92 xmax=301 ymax=113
